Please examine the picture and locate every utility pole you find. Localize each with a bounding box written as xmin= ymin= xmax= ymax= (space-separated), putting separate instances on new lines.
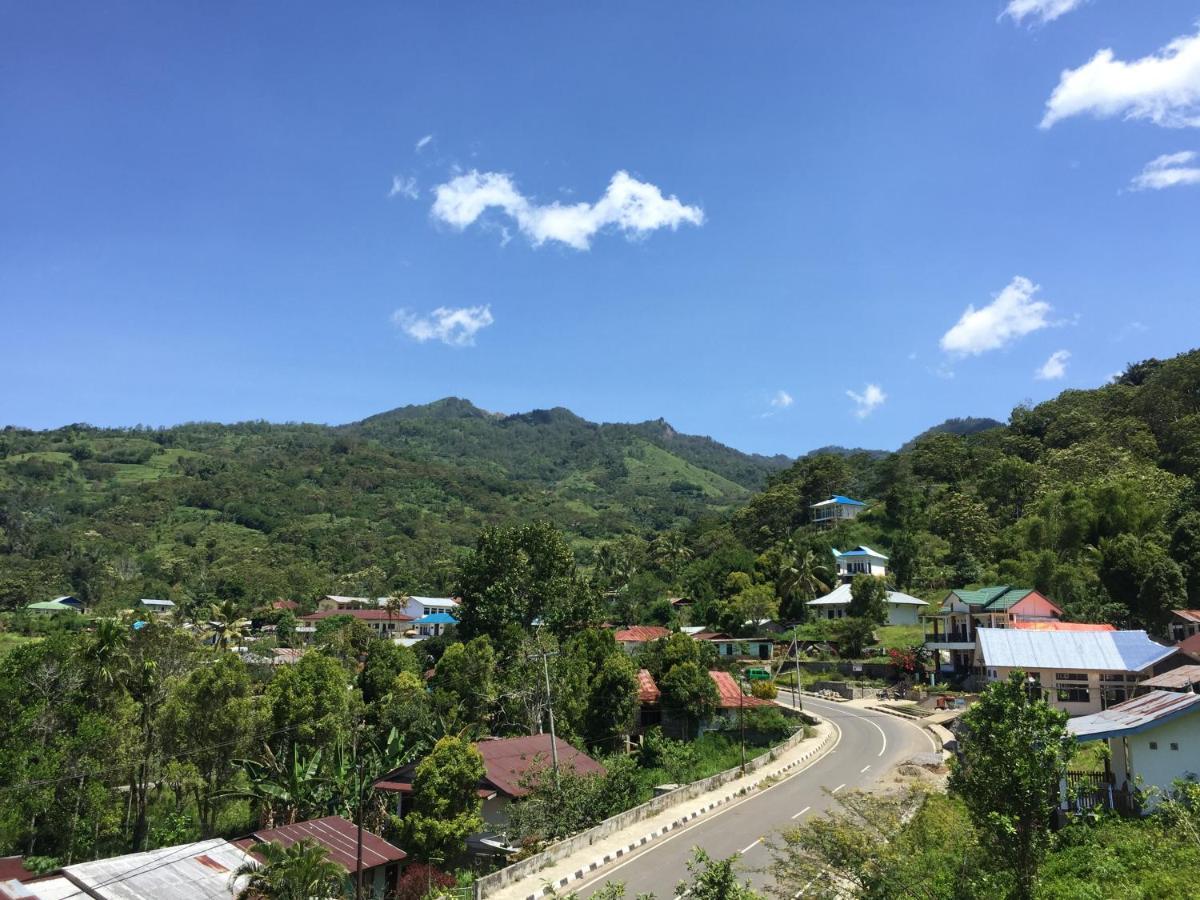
xmin=530 ymin=647 xmax=561 ymax=788
xmin=738 ymin=676 xmax=747 ymax=775
xmin=352 ymin=720 xmax=365 ymax=900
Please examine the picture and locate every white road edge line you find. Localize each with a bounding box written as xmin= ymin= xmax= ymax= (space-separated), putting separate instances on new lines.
xmin=739 ymin=839 xmax=761 ymax=854
xmin=564 ymin=718 xmax=843 ymax=896
xmin=863 ymin=715 xmax=887 ymax=757
xmin=790 ymin=805 xmax=811 ymax=820
xmin=831 ymin=783 xmax=846 ymax=794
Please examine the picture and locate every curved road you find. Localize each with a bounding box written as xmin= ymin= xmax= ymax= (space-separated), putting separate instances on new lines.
xmin=573 ymin=694 xmax=938 ymax=898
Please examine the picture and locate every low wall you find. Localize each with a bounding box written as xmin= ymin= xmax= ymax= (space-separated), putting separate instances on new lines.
xmin=474 ymin=723 xmax=822 ymax=899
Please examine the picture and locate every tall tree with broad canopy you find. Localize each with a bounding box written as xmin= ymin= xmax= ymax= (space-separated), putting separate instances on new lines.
xmin=848 ymin=575 xmax=887 ymax=625
xmin=949 ymin=670 xmax=1075 ymax=900
xmin=402 ymin=736 xmax=485 ymax=862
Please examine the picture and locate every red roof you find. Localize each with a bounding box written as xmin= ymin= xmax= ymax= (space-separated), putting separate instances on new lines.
xmin=691 ymin=631 xmax=732 ymax=641
xmin=1173 ymin=610 xmax=1200 ymax=624
xmin=1178 ymin=633 xmax=1200 ymax=657
xmin=241 ymin=816 xmax=405 ymax=873
xmin=708 ymin=671 xmax=773 ymax=709
xmin=271 ymin=599 xmax=299 ymax=610
xmin=0 ymin=857 xmax=32 ymax=883
xmin=300 ymin=609 xmax=413 ymax=623
xmin=1013 ymin=621 xmax=1116 ymax=632
xmin=613 ymin=625 xmax=672 ymax=643
xmin=637 ymin=669 xmax=661 ymax=704
xmin=375 ymin=734 xmax=605 ymax=800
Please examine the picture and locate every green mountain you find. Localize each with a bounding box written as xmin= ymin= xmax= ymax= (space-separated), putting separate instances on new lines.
xmin=0 ymin=400 xmax=787 ymax=610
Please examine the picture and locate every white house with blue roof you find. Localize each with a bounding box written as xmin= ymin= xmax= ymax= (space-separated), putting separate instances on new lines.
xmin=974 ymin=627 xmax=1186 ymax=716
xmin=831 ymin=546 xmax=888 ymax=581
xmin=809 ymin=495 xmax=865 ymax=527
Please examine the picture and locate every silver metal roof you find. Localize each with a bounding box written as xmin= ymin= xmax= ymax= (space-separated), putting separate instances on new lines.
xmin=58 ymin=838 xmax=253 ymax=899
xmin=976 ymin=627 xmax=1177 ymax=672
xmin=807 ymin=583 xmax=927 ymax=607
xmin=1068 ymin=690 xmax=1200 ymax=741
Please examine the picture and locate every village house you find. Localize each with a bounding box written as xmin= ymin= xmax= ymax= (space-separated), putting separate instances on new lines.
xmin=831 ymin=546 xmax=888 ymax=581
xmin=300 ymin=608 xmax=413 ymax=639
xmin=24 ymin=595 xmax=83 ymax=616
xmin=634 ymin=669 xmax=773 ymax=738
xmin=974 ymin=627 xmax=1186 ymax=715
xmin=692 ymin=631 xmax=775 ymax=661
xmin=316 ymin=594 xmax=375 ymax=611
xmin=406 ymin=610 xmax=458 ymax=638
xmin=923 ymin=586 xmax=1065 ymax=675
xmin=376 ymin=734 xmax=605 ymax=851
xmin=1067 ymin=668 xmax=1200 ymax=813
xmin=809 ymin=495 xmax=866 ymax=527
xmin=235 ymin=815 xmax=406 ymax=899
xmin=806 ymin=582 xmax=927 ymax=626
xmin=394 ymin=595 xmax=459 ymax=618
xmin=613 ymin=625 xmax=673 ymax=653
xmin=1169 ymin=609 xmax=1200 ymax=643
xmin=137 ymin=597 xmax=175 ymax=616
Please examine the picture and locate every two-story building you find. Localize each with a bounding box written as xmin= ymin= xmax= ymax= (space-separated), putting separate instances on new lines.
xmin=301 ymin=608 xmax=413 ymax=639
xmin=831 ymin=546 xmax=888 ymax=581
xmin=922 ymin=586 xmax=1064 ymax=676
xmin=809 ymin=495 xmax=866 ymax=527
xmin=974 ymin=627 xmax=1185 ymax=715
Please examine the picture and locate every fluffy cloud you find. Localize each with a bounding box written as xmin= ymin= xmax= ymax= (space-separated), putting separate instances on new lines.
xmin=415 ymin=134 xmax=433 ymax=152
xmin=846 ymin=384 xmax=886 ymax=419
xmin=1041 ymin=27 xmax=1200 ymax=129
xmin=430 ymin=169 xmax=704 ymax=250
xmin=770 ymin=390 xmax=794 ymax=409
xmin=392 ymin=305 xmax=494 ymax=347
xmin=388 ymin=175 xmax=419 ymax=200
xmin=1001 ymin=0 xmax=1086 ymax=26
xmin=940 ymin=276 xmax=1054 ymax=357
xmin=1130 ymin=150 xmax=1200 ymax=190
xmin=1035 ymin=349 xmax=1071 ymax=380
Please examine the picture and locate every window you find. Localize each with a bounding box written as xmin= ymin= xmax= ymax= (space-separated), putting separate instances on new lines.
xmin=1149 ymin=741 xmax=1158 ymax=750
xmin=1056 ymin=685 xmax=1090 ymax=703
xmin=1056 ymin=672 xmax=1088 ymax=681
xmin=1171 ymin=742 xmax=1180 ymax=751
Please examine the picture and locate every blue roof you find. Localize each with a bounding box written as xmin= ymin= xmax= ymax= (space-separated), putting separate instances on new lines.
xmin=1068 ymin=690 xmax=1200 ymax=742
xmin=833 ymin=545 xmax=888 ymax=559
xmin=411 ymin=612 xmax=459 ymax=625
xmin=976 ymin=628 xmax=1177 ymax=672
xmin=832 ymin=495 xmax=865 ymax=506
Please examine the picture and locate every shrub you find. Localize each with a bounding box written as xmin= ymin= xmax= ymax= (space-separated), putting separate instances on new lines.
xmin=394 ymin=864 xmax=457 ymax=900
xmin=750 ymin=680 xmax=777 ymax=700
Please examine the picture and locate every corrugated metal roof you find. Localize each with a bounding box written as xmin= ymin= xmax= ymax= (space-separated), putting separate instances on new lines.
xmin=138 ymin=598 xmax=174 ymax=607
xmin=708 ymin=671 xmax=773 ymax=709
xmin=1139 ymin=665 xmax=1200 ymax=690
xmin=407 ymin=596 xmax=458 ymax=607
xmin=301 ymin=609 xmax=414 ymax=622
xmin=952 ymin=586 xmax=1038 ymax=610
xmin=977 ymin=628 xmax=1177 ymax=672
xmin=248 ymin=815 xmax=405 ymax=873
xmin=806 ymin=584 xmax=927 ymax=607
xmin=637 ymin=669 xmax=661 ymax=704
xmin=833 ymin=545 xmax=888 ymax=559
xmin=410 ymin=612 xmax=459 ymax=625
xmin=1012 ymin=621 xmax=1115 ymax=632
xmin=58 ymin=838 xmax=253 ymax=899
xmin=613 ymin=625 xmax=672 ymax=643
xmin=810 ymin=495 xmax=866 ymax=507
xmin=1068 ymin=690 xmax=1200 ymax=741
xmin=475 ymin=735 xmax=606 ymax=797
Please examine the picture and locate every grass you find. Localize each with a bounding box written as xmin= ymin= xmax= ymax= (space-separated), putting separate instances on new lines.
xmin=0 ymin=632 xmax=38 ymax=658
xmin=622 ymin=440 xmax=749 ymax=500
xmin=875 ymin=624 xmax=925 ymax=650
xmin=1069 ymin=741 xmax=1109 ymax=774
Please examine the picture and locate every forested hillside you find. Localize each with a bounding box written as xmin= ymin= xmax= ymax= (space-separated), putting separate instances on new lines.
xmin=663 ymin=350 xmax=1200 ymax=637
xmin=0 ymin=399 xmax=785 ymax=611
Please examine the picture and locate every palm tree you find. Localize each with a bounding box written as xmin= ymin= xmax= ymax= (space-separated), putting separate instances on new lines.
xmin=206 ymin=599 xmax=251 ymax=651
xmin=75 ymin=617 xmax=130 ymax=690
xmin=233 ymin=838 xmax=345 ymax=900
xmin=223 ymin=744 xmax=329 ymax=828
xmin=776 ymin=542 xmax=832 ymax=620
xmin=652 ymin=532 xmax=693 ymax=583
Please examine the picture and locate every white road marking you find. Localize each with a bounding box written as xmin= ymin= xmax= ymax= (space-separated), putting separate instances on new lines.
xmin=860 ymin=765 xmax=871 ymax=773
xmin=864 ymin=715 xmax=887 ymax=757
xmin=565 ymin=718 xmax=844 ymax=896
xmin=832 ymin=783 xmax=846 ymax=794
xmin=739 ymin=839 xmax=761 ymax=854
xmin=790 ymin=805 xmax=811 ymax=820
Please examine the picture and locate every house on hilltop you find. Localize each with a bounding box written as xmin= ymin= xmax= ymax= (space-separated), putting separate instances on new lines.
xmin=831 ymin=546 xmax=888 ymax=581
xmin=807 ymin=582 xmax=927 ymax=626
xmin=810 ymin=495 xmax=865 ymax=527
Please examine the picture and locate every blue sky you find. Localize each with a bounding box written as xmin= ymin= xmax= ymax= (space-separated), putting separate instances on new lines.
xmin=3 ymin=1 xmax=1199 ymax=455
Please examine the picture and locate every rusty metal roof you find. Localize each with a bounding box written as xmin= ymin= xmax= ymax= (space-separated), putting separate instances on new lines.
xmin=1172 ymin=610 xmax=1200 ymax=624
xmin=708 ymin=671 xmax=773 ymax=709
xmin=613 ymin=625 xmax=672 ymax=643
xmin=1067 ymin=690 xmax=1200 ymax=741
xmin=1139 ymin=665 xmax=1200 ymax=690
xmin=245 ymin=816 xmax=405 ymax=873
xmin=637 ymin=669 xmax=661 ymax=704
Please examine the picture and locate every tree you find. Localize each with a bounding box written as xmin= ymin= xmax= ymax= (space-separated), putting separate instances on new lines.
xmin=205 ymin=599 xmax=251 ymax=651
xmin=848 ymin=575 xmax=887 ymax=624
xmin=403 ymin=736 xmax=485 ymax=861
xmin=359 ymin=639 xmax=419 ymax=706
xmin=584 ymin=653 xmax=639 ymax=750
xmin=949 ymin=671 xmax=1075 ymax=899
xmin=774 ymin=545 xmax=831 ymax=620
xmin=727 ymin=583 xmax=779 ymax=633
xmin=888 ymin=531 xmax=919 ymax=591
xmin=159 ymin=653 xmax=263 ymax=835
xmin=266 ymin=651 xmax=354 ymax=758
xmin=233 ymin=838 xmax=345 ymax=900
xmin=659 ymin=661 xmax=718 ymax=738
xmin=429 ymin=637 xmax=496 ymax=734
xmin=830 ymin=617 xmax=875 ymax=659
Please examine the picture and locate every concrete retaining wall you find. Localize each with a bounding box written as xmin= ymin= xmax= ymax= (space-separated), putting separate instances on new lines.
xmin=475 ymin=723 xmax=831 ymax=900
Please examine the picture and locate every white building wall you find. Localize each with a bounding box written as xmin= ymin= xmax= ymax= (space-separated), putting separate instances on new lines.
xmin=1123 ymin=714 xmax=1200 ymax=808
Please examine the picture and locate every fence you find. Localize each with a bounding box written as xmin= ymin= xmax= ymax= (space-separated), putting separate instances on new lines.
xmin=1062 ymin=771 xmax=1139 ymax=817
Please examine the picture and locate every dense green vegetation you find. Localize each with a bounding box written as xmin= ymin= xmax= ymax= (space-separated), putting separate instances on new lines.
xmin=0 ymin=398 xmax=785 ymax=614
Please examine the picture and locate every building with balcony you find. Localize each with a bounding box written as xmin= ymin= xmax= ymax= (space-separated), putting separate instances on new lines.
xmin=922 ymin=586 xmax=1064 ymax=676
xmin=809 ymin=495 xmax=865 ymax=527
xmin=831 ymin=546 xmax=888 ymax=581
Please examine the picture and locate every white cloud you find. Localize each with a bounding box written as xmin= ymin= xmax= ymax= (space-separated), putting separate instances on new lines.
xmin=1001 ymin=0 xmax=1086 ymax=26
xmin=388 ymin=175 xmax=419 ymax=200
xmin=392 ymin=305 xmax=494 ymax=347
xmin=415 ymin=134 xmax=434 ymax=152
xmin=940 ymin=276 xmax=1054 ymax=357
xmin=1041 ymin=27 xmax=1200 ymax=129
xmin=1035 ymin=349 xmax=1071 ymax=380
xmin=770 ymin=390 xmax=794 ymax=409
xmin=846 ymin=383 xmax=886 ymax=419
xmin=1130 ymin=150 xmax=1200 ymax=190
xmin=430 ymin=169 xmax=704 ymax=250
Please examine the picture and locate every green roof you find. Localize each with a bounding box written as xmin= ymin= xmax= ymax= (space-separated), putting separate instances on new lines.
xmin=26 ymin=599 xmax=81 ymax=612
xmin=949 ymin=586 xmax=1035 ymax=611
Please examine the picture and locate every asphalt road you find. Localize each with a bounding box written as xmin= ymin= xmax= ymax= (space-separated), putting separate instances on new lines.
xmin=572 ymin=693 xmax=938 ymax=898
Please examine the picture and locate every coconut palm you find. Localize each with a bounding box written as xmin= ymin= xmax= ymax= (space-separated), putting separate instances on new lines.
xmin=233 ymin=838 xmax=345 ymax=900
xmin=206 ymin=599 xmax=252 ymax=651
xmin=776 ymin=542 xmax=832 ymax=620
xmin=75 ymin=617 xmax=130 ymax=690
